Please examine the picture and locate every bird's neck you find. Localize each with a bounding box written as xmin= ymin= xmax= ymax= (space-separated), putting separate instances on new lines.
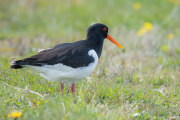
xmin=86 ymin=34 xmax=104 ymax=58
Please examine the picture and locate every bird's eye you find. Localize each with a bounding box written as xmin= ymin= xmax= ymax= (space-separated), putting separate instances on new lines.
xmin=103 ymin=27 xmax=107 ymax=31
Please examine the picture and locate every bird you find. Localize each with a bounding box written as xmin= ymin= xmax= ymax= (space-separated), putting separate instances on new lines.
xmin=10 ymin=23 xmax=123 ymax=94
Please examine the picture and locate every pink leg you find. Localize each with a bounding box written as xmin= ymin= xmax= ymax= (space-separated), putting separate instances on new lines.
xmin=60 ymin=83 xmax=64 ymax=94
xmin=71 ymin=83 xmax=75 ymax=94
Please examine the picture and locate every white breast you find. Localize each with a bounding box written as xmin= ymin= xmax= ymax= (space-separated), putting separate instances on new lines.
xmin=26 ymin=49 xmax=98 ymax=84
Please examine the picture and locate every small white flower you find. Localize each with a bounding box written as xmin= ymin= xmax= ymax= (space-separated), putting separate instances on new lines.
xmin=133 ymin=113 xmax=139 ymax=116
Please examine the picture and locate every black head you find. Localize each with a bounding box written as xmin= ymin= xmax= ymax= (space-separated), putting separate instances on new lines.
xmin=86 ymin=23 xmax=123 ymax=49
xmin=86 ymin=23 xmax=108 ymax=40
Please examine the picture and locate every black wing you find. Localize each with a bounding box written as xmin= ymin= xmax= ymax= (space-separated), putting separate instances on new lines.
xmin=12 ymin=42 xmax=95 ymax=69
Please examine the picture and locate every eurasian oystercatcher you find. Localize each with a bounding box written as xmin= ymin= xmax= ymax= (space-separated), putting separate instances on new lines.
xmin=10 ymin=23 xmax=123 ymax=94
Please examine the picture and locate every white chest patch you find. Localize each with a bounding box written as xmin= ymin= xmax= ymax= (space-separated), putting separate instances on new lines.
xmin=26 ymin=49 xmax=98 ymax=84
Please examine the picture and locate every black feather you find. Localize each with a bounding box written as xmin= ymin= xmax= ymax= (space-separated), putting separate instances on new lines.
xmin=10 ymin=60 xmax=24 ymax=69
xmin=11 ymin=41 xmax=99 ymax=68
xmin=11 ymin=65 xmax=23 ymax=69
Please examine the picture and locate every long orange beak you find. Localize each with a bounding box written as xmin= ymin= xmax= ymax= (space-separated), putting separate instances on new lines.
xmin=107 ymin=34 xmax=123 ymax=49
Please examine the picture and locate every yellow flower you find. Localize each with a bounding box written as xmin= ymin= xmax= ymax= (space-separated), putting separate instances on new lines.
xmin=36 ymin=101 xmax=41 ymax=106
xmin=74 ymin=0 xmax=83 ymax=5
xmin=33 ymin=99 xmax=41 ymax=106
xmin=167 ymin=33 xmax=174 ymax=40
xmin=137 ymin=22 xmax=153 ymax=36
xmin=168 ymin=0 xmax=180 ymax=5
xmin=160 ymin=45 xmax=169 ymax=53
xmin=144 ymin=22 xmax=153 ymax=31
xmin=133 ymin=3 xmax=141 ymax=10
xmin=168 ymin=0 xmax=175 ymax=2
xmin=8 ymin=112 xmax=22 ymax=118
xmin=174 ymin=0 xmax=180 ymax=5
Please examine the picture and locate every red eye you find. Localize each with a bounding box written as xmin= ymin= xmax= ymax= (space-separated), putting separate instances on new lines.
xmin=103 ymin=27 xmax=107 ymax=31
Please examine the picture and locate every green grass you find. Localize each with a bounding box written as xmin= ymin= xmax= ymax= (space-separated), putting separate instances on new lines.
xmin=0 ymin=0 xmax=180 ymax=119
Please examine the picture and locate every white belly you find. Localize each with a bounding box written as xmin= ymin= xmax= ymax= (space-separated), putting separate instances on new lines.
xmin=25 ymin=50 xmax=98 ymax=84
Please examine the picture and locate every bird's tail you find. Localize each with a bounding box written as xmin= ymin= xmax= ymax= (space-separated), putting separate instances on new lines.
xmin=10 ymin=58 xmax=24 ymax=69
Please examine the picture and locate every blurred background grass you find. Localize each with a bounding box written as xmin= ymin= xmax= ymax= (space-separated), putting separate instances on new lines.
xmin=0 ymin=0 xmax=179 ymax=39
xmin=0 ymin=0 xmax=180 ymax=119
